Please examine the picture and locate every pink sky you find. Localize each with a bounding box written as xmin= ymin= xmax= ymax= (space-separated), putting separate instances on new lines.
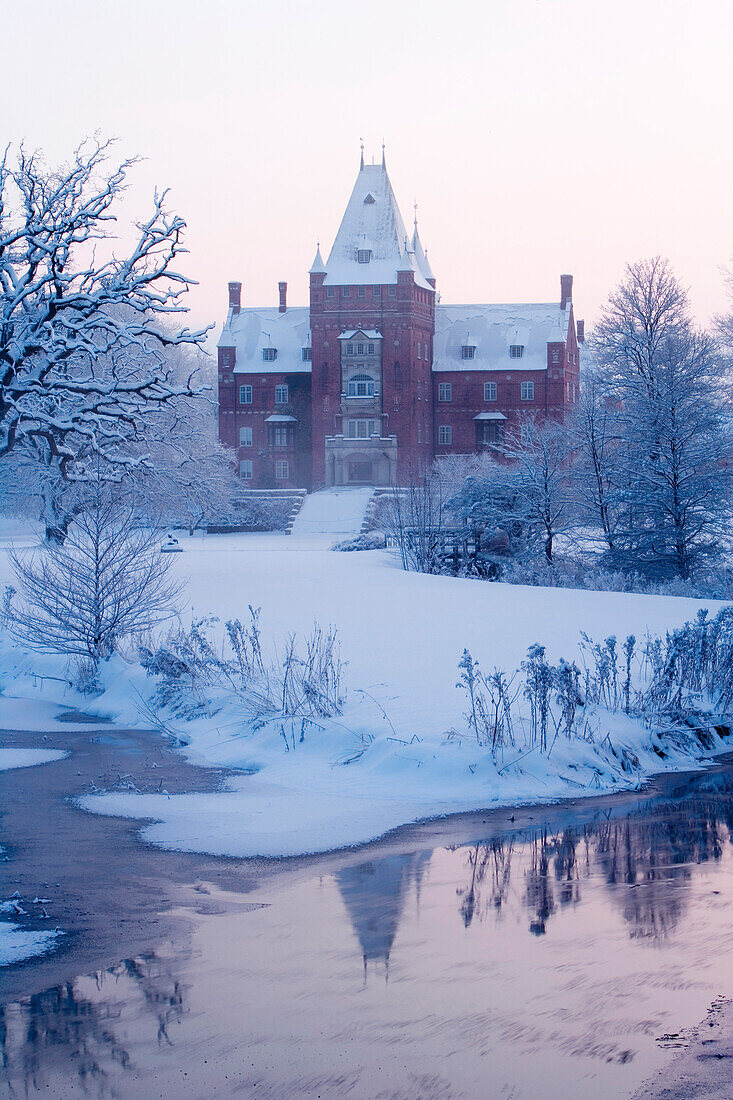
xmin=3 ymin=0 xmax=732 ymax=342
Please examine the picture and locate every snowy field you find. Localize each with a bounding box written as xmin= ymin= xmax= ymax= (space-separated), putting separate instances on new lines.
xmin=1 ymin=502 xmax=730 ymax=859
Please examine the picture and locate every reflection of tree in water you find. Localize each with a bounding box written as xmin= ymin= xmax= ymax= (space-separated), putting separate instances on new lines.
xmin=334 ymin=852 xmax=430 ymax=979
xmin=0 ymin=951 xmax=185 ymax=1095
xmin=457 ymin=839 xmax=515 ymax=928
xmin=454 ymin=774 xmax=733 ymax=941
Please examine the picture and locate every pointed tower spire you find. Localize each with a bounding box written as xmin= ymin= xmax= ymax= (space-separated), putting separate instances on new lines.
xmin=360 ymin=137 xmax=365 ymax=171
xmin=309 ymin=242 xmax=326 ymax=274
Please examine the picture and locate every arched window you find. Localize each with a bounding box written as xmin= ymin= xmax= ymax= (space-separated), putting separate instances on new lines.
xmin=347 ymin=373 xmax=375 ymax=397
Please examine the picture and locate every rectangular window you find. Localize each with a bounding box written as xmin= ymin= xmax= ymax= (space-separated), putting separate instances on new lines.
xmin=438 ymin=382 xmax=452 ymax=402
xmin=239 ymin=426 xmax=253 ymax=447
xmin=275 ymin=460 xmax=289 ymax=481
xmin=239 ymin=384 xmax=253 ymax=405
xmin=346 ymin=344 xmax=354 ymax=355
xmin=462 ymin=345 xmax=476 ymax=360
xmin=438 ymin=425 xmax=452 ymax=445
xmin=479 ymin=421 xmax=503 ymax=446
xmin=273 ymin=426 xmax=290 ymax=446
xmin=275 ymin=384 xmax=289 ymax=404
xmin=417 ymin=342 xmax=421 ymax=359
xmin=551 ymin=349 xmax=560 ymax=363
xmin=417 ymin=379 xmax=422 ymax=400
xmin=374 ymin=285 xmax=381 ymax=297
xmin=357 ymin=343 xmax=364 ymax=355
xmin=262 ymin=347 xmax=277 ymax=362
xmin=347 ymin=419 xmax=376 ymax=439
xmin=342 ymin=286 xmax=350 ymax=298
xmin=326 ymin=287 xmax=335 ymax=298
xmin=357 ymin=249 xmax=372 ymax=263
xmin=418 ymin=423 xmax=422 ymax=443
xmin=388 ymin=286 xmax=396 ymax=297
xmin=521 ymin=381 xmax=535 ymax=401
xmin=239 ymin=459 xmax=253 ymax=479
xmin=358 ymin=286 xmax=365 ymax=298
xmin=367 ymin=342 xmax=375 ymax=355
xmin=484 ymin=382 xmax=497 ymax=401
xmin=301 ymin=347 xmax=312 ymax=361
xmin=510 ymin=345 xmax=524 ymax=359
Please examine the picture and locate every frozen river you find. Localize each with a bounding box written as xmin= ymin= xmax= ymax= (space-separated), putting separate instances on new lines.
xmin=2 ymin=726 xmax=733 ymax=1098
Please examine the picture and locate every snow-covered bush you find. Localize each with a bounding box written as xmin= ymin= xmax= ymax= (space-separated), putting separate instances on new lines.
xmin=139 ymin=608 xmax=346 ymax=733
xmin=457 ymin=607 xmax=733 ymax=766
xmin=331 ymin=532 xmax=386 ymax=552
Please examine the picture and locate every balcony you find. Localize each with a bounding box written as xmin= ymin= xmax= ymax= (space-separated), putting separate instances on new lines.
xmin=340 ymin=391 xmax=381 ymax=415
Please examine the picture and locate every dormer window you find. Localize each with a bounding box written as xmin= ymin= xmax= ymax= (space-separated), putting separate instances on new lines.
xmin=363 ymin=194 xmax=375 ymax=205
xmin=461 ymin=345 xmax=476 ymax=360
xmin=262 ymin=347 xmax=277 ymax=362
xmin=301 ymin=347 xmax=312 ymax=361
xmin=509 ymin=345 xmax=524 ymax=359
xmin=357 ymin=249 xmax=372 ymax=263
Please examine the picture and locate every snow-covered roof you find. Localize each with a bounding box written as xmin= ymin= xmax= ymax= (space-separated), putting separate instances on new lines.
xmin=323 ymin=162 xmax=434 ymax=291
xmin=432 ymin=303 xmax=572 ymax=373
xmin=338 ymin=329 xmax=382 ymax=340
xmin=473 ymin=411 xmax=507 ymax=420
xmin=219 ymin=307 xmax=311 ymax=374
xmin=265 ymin=413 xmax=298 ymax=422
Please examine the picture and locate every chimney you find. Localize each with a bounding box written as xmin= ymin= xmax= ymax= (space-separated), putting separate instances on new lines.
xmin=560 ymin=274 xmax=573 ymax=310
xmin=228 ymin=281 xmax=242 ymax=314
xmin=278 ymin=281 xmax=287 ymax=313
xmin=576 ymin=319 xmax=585 ymax=344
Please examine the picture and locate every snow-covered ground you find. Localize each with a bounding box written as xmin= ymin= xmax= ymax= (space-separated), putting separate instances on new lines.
xmin=1 ymin=512 xmax=730 ymax=859
xmin=0 ymin=747 xmax=66 ymax=771
xmin=0 ymin=919 xmax=62 ymax=968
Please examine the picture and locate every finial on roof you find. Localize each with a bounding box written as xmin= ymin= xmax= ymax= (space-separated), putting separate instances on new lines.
xmin=360 ymin=138 xmax=364 ymax=170
xmin=413 ymin=199 xmax=418 ymax=230
xmin=381 ymin=140 xmax=386 ymax=169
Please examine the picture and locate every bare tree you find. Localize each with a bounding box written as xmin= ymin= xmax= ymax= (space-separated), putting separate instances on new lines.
xmin=503 ymin=417 xmax=575 ymax=564
xmin=569 ymin=373 xmax=624 ymax=553
xmin=388 ymin=465 xmax=451 ymax=573
xmin=0 ymin=138 xmax=209 ymax=481
xmin=7 ymin=494 xmax=182 ymax=668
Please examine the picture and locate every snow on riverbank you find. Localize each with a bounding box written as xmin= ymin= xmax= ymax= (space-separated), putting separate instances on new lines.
xmin=1 ymin=531 xmax=731 ymax=857
xmin=0 ymin=747 xmax=66 ymax=771
xmin=0 ymin=921 xmax=63 ymax=967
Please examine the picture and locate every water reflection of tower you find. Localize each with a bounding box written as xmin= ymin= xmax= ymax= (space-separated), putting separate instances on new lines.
xmin=334 ymin=852 xmax=431 ymax=980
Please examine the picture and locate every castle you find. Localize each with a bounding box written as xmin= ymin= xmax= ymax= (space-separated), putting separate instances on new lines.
xmin=217 ymin=151 xmax=582 ymax=490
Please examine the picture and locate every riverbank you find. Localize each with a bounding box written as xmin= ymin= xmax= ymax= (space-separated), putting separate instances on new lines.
xmin=2 ymin=713 xmax=732 ymax=1003
xmin=4 ymin=725 xmax=733 ymax=1098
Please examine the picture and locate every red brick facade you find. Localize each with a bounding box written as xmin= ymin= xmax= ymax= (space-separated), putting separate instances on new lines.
xmin=217 ymin=159 xmax=582 ymax=490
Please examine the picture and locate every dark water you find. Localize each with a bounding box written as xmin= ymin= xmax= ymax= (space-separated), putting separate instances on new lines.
xmin=4 ymin=768 xmax=733 ymax=1098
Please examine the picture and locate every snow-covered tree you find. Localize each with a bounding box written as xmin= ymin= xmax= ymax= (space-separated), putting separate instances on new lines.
xmin=0 ymin=138 xmax=209 ymax=494
xmin=593 ymin=257 xmax=732 ymax=579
